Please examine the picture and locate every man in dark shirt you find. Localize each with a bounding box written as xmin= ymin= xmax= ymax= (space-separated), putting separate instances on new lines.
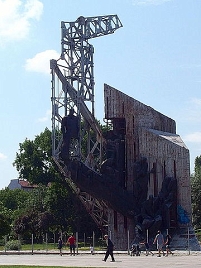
xmin=102 ymin=235 xmax=115 ymax=262
xmin=165 ymin=234 xmax=173 ymax=256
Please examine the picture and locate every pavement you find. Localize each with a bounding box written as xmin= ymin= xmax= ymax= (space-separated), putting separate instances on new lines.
xmin=1 ymin=251 xmax=201 ymax=267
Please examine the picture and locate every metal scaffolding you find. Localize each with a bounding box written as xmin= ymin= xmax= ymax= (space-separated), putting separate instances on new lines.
xmin=50 ymin=15 xmax=122 ymax=230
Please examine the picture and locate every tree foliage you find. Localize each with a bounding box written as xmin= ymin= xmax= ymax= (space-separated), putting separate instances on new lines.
xmin=13 ymin=128 xmax=62 ymax=185
xmin=13 ymin=208 xmax=55 ymax=239
xmin=191 ymin=155 xmax=201 ymax=229
xmin=43 ymin=182 xmax=74 ymax=232
xmin=0 ymin=188 xmax=29 ymax=223
xmin=0 ymin=183 xmax=100 ymax=239
xmin=0 ymin=213 xmax=11 ymax=238
xmin=1 ymin=127 xmax=102 ymax=239
xmin=0 ymin=188 xmax=29 ymax=210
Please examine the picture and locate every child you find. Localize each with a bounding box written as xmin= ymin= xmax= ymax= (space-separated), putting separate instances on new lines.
xmin=130 ymin=243 xmax=140 ymax=256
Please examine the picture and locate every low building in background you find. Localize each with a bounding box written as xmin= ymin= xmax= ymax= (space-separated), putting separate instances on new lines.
xmin=8 ymin=179 xmax=37 ymax=191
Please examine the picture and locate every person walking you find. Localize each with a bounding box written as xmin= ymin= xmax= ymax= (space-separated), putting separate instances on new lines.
xmin=58 ymin=237 xmax=63 ymax=256
xmin=67 ymin=234 xmax=76 ymax=255
xmin=102 ymin=235 xmax=115 ymax=262
xmin=90 ymin=244 xmax=94 ymax=255
xmin=153 ymin=230 xmax=165 ymax=257
xmin=165 ymin=233 xmax=173 ymax=256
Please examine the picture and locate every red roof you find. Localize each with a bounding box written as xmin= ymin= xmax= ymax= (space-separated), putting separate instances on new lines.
xmin=18 ymin=180 xmax=37 ymax=188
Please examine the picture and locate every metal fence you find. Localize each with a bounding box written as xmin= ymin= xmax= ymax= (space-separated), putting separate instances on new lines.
xmin=2 ymin=227 xmax=200 ymax=254
xmin=2 ymin=231 xmax=105 ymax=254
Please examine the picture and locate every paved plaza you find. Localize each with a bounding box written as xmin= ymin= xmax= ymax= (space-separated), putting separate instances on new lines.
xmin=0 ymin=251 xmax=201 ymax=267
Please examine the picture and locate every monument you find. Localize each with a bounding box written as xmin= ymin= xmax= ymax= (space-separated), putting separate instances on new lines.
xmin=50 ymin=15 xmax=199 ymax=250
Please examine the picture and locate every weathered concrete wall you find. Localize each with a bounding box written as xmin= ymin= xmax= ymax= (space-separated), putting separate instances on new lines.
xmin=140 ymin=128 xmax=191 ymax=218
xmin=104 ymin=84 xmax=176 ymax=133
xmin=104 ymin=83 xmax=192 ymax=250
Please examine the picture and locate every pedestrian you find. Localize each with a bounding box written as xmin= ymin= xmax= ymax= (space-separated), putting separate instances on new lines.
xmin=153 ymin=230 xmax=165 ymax=257
xmin=140 ymin=239 xmax=154 ymax=256
xmin=165 ymin=233 xmax=173 ymax=256
xmin=67 ymin=234 xmax=76 ymax=255
xmin=90 ymin=244 xmax=94 ymax=255
xmin=58 ymin=237 xmax=63 ymax=256
xmin=102 ymin=234 xmax=115 ymax=262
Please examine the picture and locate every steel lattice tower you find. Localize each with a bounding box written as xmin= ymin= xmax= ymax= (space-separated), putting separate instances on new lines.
xmin=50 ymin=15 xmax=122 ymax=230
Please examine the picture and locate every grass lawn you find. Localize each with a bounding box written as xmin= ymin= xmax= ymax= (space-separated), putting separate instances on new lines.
xmin=0 ymin=266 xmax=100 ymax=268
xmin=0 ymin=247 xmax=104 ymax=253
xmin=0 ymin=244 xmax=105 ymax=251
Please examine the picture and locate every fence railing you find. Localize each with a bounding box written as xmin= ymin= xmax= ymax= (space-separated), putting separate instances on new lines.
xmin=1 ymin=227 xmax=200 ymax=255
xmin=1 ymin=231 xmax=106 ymax=254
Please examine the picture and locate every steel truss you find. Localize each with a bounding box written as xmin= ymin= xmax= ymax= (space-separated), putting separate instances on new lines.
xmin=51 ymin=15 xmax=122 ymax=231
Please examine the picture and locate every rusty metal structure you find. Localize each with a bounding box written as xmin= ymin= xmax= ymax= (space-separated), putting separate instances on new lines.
xmin=102 ymin=83 xmax=200 ymax=250
xmin=51 ymin=15 xmax=199 ymax=250
xmin=50 ymin=15 xmax=123 ymax=230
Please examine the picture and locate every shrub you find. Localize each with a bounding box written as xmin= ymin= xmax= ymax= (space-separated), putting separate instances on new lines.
xmin=5 ymin=240 xmax=21 ymax=250
xmin=0 ymin=239 xmax=5 ymax=246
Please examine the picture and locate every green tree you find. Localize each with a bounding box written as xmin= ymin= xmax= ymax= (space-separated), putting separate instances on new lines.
xmin=0 ymin=214 xmax=10 ymax=238
xmin=13 ymin=128 xmax=62 ymax=185
xmin=38 ymin=211 xmax=55 ymax=234
xmin=11 ymin=126 xmax=106 ymax=238
xmin=191 ymin=155 xmax=201 ymax=229
xmin=44 ymin=182 xmax=75 ymax=233
xmin=13 ymin=209 xmax=40 ymax=238
xmin=0 ymin=202 xmax=11 ymax=237
xmin=0 ymin=188 xmax=30 ymax=227
xmin=27 ymin=184 xmax=47 ymax=211
xmin=0 ymin=188 xmax=29 ymax=211
xmin=0 ymin=188 xmax=34 ymax=238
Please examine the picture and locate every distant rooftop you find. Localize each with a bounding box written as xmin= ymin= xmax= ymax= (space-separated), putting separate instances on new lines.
xmin=8 ymin=179 xmax=37 ymax=191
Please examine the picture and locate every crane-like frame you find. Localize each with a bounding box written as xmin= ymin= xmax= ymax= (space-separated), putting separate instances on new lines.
xmin=51 ymin=15 xmax=122 ymax=230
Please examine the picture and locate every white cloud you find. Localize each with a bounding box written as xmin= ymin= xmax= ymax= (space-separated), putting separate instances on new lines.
xmin=24 ymin=0 xmax=43 ymax=20
xmin=0 ymin=153 xmax=7 ymax=160
xmin=37 ymin=109 xmax=51 ymax=123
xmin=184 ymin=132 xmax=201 ymax=143
xmin=132 ymin=0 xmax=172 ymax=5
xmin=25 ymin=50 xmax=60 ymax=75
xmin=0 ymin=0 xmax=43 ymax=44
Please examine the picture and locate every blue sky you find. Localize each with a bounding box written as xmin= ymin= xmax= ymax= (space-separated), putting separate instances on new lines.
xmin=0 ymin=0 xmax=201 ymax=189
